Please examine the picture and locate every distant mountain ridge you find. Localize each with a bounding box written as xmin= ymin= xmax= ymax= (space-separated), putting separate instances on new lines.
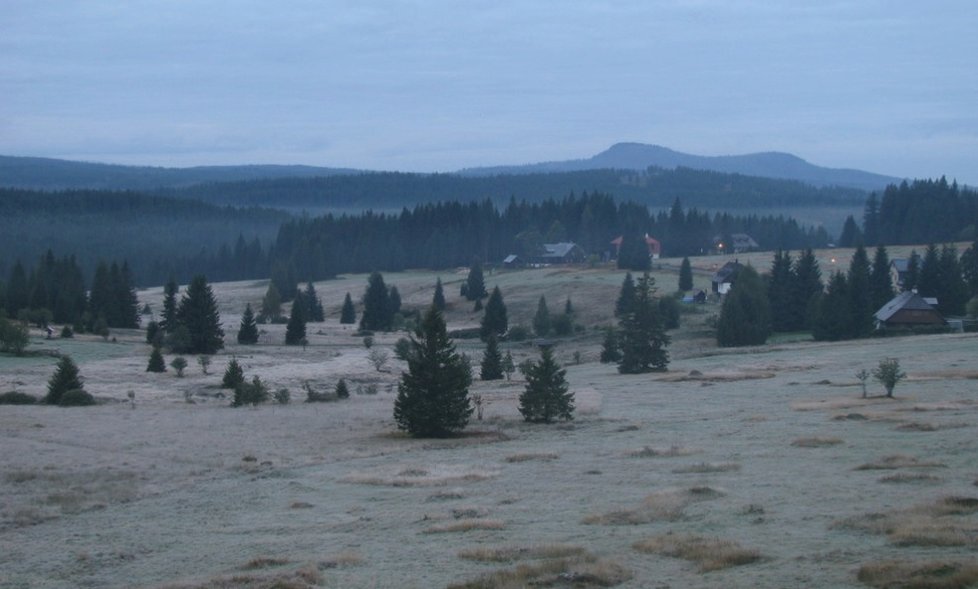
xmin=460 ymin=142 xmax=901 ymax=191
xmin=0 ymin=155 xmax=361 ymax=191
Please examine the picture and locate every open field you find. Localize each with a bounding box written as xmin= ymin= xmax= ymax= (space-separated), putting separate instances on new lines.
xmin=2 ymin=261 xmax=977 ymax=588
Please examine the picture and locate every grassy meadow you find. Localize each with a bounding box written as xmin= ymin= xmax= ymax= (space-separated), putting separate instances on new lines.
xmin=1 ymin=249 xmax=977 ymax=589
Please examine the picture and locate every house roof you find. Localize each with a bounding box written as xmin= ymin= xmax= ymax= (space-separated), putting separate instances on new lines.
xmin=891 ymin=258 xmax=909 ymax=272
xmin=711 ymin=261 xmax=743 ymax=283
xmin=541 ymin=242 xmax=580 ymax=258
xmin=503 ymin=254 xmax=520 ymax=264
xmin=713 ymin=233 xmax=759 ymax=248
xmin=874 ymin=291 xmax=941 ymax=322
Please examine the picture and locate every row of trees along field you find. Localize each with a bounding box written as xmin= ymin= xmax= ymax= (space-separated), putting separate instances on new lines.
xmin=717 ymin=240 xmax=978 ymax=347
xmin=838 ymin=177 xmax=978 ymax=247
xmin=0 ymin=251 xmax=139 ymax=332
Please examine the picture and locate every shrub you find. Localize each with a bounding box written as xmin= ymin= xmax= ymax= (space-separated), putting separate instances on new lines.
xmin=59 ymin=389 xmax=96 ymax=407
xmin=60 ymin=325 xmax=74 ymax=339
xmin=170 ymin=356 xmax=188 ymax=377
xmin=0 ymin=317 xmax=30 ymax=355
xmin=506 ymin=325 xmax=530 ymax=342
xmin=368 ymin=348 xmax=389 ymax=371
xmin=873 ymin=358 xmax=906 ymax=398
xmin=273 ymin=388 xmax=290 ymax=405
xmin=336 ymin=378 xmax=350 ymax=399
xmin=45 ymin=356 xmax=83 ymax=405
xmin=233 ymin=376 xmax=269 ymax=407
xmin=363 ymin=335 xmax=374 ymax=349
xmin=0 ymin=391 xmax=38 ymax=405
xmin=197 ymin=355 xmax=211 ymax=374
xmin=221 ymin=358 xmax=245 ymax=389
xmin=394 ymin=337 xmax=412 ymax=361
xmin=146 ymin=347 xmax=166 ymax=373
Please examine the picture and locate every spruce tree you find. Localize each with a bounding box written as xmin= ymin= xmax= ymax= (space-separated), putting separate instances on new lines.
xmin=869 ymin=245 xmax=895 ymax=312
xmin=360 ymin=272 xmax=393 ymax=331
xmin=259 ymin=282 xmax=282 ymax=323
xmin=812 ymin=272 xmax=853 ymax=341
xmin=393 ymin=306 xmax=473 ymax=437
xmin=838 ymin=215 xmax=863 ymax=248
xmin=221 ymin=357 xmax=244 ymax=389
xmin=44 ymin=355 xmax=83 ymax=405
xmin=161 ymin=277 xmax=179 ymax=332
xmin=303 ymin=282 xmax=325 ymax=322
xmin=678 ymin=257 xmax=693 ymax=292
xmin=533 ymin=296 xmax=551 ymax=337
xmin=615 ymin=272 xmax=636 ymax=317
xmin=480 ymin=286 xmax=508 ymax=340
xmin=519 ymin=347 xmax=574 ymax=423
xmin=863 ymin=193 xmax=880 ymax=246
xmin=432 ymin=278 xmax=446 ymax=311
xmin=335 ymin=378 xmax=350 ymax=399
xmin=502 ymin=351 xmax=515 ymax=380
xmin=284 ymin=300 xmax=307 ymax=345
xmin=617 ymin=233 xmax=650 ymax=271
xmin=717 ymin=265 xmax=771 ymax=347
xmin=237 ymin=303 xmax=259 ymax=344
xmin=961 ymin=240 xmax=978 ymax=296
xmin=464 ymin=260 xmax=487 ymax=301
xmin=147 ymin=346 xmax=166 ymax=372
xmin=340 ymin=292 xmax=356 ymax=324
xmin=5 ymin=261 xmax=30 ymax=318
xmin=599 ymin=327 xmax=621 ymax=363
xmin=792 ymin=248 xmax=823 ymax=330
xmin=847 ymin=245 xmax=873 ymax=337
xmin=767 ymin=249 xmax=795 ymax=332
xmin=388 ymin=285 xmax=402 ymax=318
xmin=904 ymin=249 xmax=921 ymax=292
xmin=617 ymin=273 xmax=670 ymax=373
xmin=938 ymin=245 xmax=969 ymax=315
xmin=174 ymin=275 xmax=224 ymax=354
xmin=480 ymin=333 xmax=504 ymax=380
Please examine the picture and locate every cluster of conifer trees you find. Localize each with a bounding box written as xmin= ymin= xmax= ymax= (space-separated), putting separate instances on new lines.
xmin=0 ymin=251 xmax=139 ymax=332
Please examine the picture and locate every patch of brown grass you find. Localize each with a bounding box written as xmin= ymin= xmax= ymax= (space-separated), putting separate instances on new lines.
xmin=447 ymin=553 xmax=631 ymax=589
xmin=241 ymin=556 xmax=290 ymax=570
xmin=319 ymin=551 xmax=364 ymax=568
xmin=458 ymin=544 xmax=587 ymax=563
xmin=671 ymin=462 xmax=741 ymax=474
xmin=855 ymin=454 xmax=947 ymax=470
xmin=582 ymin=487 xmax=722 ymax=525
xmin=833 ymin=496 xmax=978 ymax=547
xmin=633 ymin=533 xmax=762 ymax=572
xmin=878 ymin=473 xmax=942 ymax=484
xmin=658 ymin=370 xmax=775 ymax=383
xmin=424 ymin=518 xmax=505 ymax=534
xmin=856 ymin=560 xmax=978 ymax=589
xmin=155 ymin=564 xmax=322 ymax=589
xmin=791 ymin=437 xmax=844 ymax=448
xmin=504 ymin=452 xmax=558 ymax=463
xmin=289 ymin=501 xmax=314 ymax=509
xmin=627 ymin=445 xmax=699 ymax=458
xmin=341 ymin=464 xmax=499 ymax=487
xmin=896 ymin=421 xmax=969 ymax=432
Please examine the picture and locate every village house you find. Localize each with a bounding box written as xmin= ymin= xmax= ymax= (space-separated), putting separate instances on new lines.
xmin=533 ymin=242 xmax=586 ymax=265
xmin=889 ymin=258 xmax=910 ymax=291
xmin=610 ymin=234 xmax=662 ymax=260
xmin=873 ymin=291 xmax=945 ymax=329
xmin=713 ymin=233 xmax=759 ymax=254
xmin=711 ymin=260 xmax=744 ymax=295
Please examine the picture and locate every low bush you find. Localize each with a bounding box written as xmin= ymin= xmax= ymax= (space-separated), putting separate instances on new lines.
xmin=59 ymin=389 xmax=96 ymax=407
xmin=0 ymin=391 xmax=38 ymax=405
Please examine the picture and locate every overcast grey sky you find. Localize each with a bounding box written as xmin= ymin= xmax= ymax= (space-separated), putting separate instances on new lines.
xmin=2 ymin=1 xmax=976 ymax=183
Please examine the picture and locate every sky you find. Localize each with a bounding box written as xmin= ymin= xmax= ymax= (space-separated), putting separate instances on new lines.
xmin=2 ymin=1 xmax=976 ymax=184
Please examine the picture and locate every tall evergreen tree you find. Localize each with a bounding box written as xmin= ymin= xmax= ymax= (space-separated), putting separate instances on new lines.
xmin=360 ymin=272 xmax=393 ymax=331
xmin=161 ymin=277 xmax=179 ymax=332
xmin=533 ymin=296 xmax=551 ymax=337
xmin=863 ymin=193 xmax=880 ymax=246
xmin=340 ymin=292 xmax=356 ymax=324
xmin=615 ymin=272 xmax=636 ymax=317
xmin=599 ymin=327 xmax=621 ymax=363
xmin=388 ymin=285 xmax=402 ymax=317
xmin=259 ymin=282 xmax=282 ymax=323
xmin=480 ymin=333 xmax=504 ymax=380
xmin=718 ymin=265 xmax=771 ymax=346
xmin=869 ymin=245 xmax=895 ymax=312
xmin=237 ymin=303 xmax=259 ymax=344
xmin=838 ymin=215 xmax=863 ymax=248
xmin=302 ymin=282 xmax=325 ymax=322
xmin=917 ymin=244 xmax=941 ymax=300
xmin=767 ymin=249 xmax=795 ymax=332
xmin=904 ymin=249 xmax=921 ymax=292
xmin=937 ymin=245 xmax=969 ymax=315
xmin=464 ymin=260 xmax=487 ymax=301
xmin=174 ymin=275 xmax=224 ymax=354
xmin=285 ymin=299 xmax=307 ymax=345
xmin=5 ymin=261 xmax=29 ymax=318
xmin=962 ymin=240 xmax=978 ymax=296
xmin=147 ymin=346 xmax=166 ymax=372
xmin=432 ymin=277 xmax=446 ymax=312
xmin=847 ymin=245 xmax=873 ymax=337
xmin=617 ymin=233 xmax=650 ymax=271
xmin=812 ymin=272 xmax=853 ymax=341
xmin=221 ymin=357 xmax=244 ymax=390
xmin=617 ymin=273 xmax=670 ymax=373
xmin=44 ymin=355 xmax=84 ymax=405
xmin=519 ymin=347 xmax=574 ymax=423
xmin=480 ymin=286 xmax=508 ymax=340
xmin=678 ymin=257 xmax=693 ymax=291
xmin=792 ymin=248 xmax=823 ymax=330
xmin=393 ymin=306 xmax=473 ymax=437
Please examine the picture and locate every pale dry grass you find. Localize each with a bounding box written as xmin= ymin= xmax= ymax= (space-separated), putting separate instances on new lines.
xmin=1 ymin=468 xmax=140 ymax=528
xmin=878 ymin=473 xmax=943 ymax=484
xmin=672 ymin=462 xmax=741 ymax=474
xmin=895 ymin=421 xmax=969 ymax=432
xmin=856 ymin=559 xmax=978 ymax=589
xmin=447 ymin=553 xmax=631 ymax=589
xmin=423 ymin=518 xmax=506 ymax=534
xmin=340 ymin=464 xmax=500 ymax=487
xmin=657 ymin=370 xmax=776 ymax=383
xmin=240 ymin=556 xmax=290 ymax=570
xmin=833 ymin=496 xmax=978 ymax=547
xmin=855 ymin=454 xmax=947 ymax=470
xmin=582 ymin=486 xmax=722 ymax=525
xmin=503 ymin=452 xmax=558 ymax=463
xmin=154 ymin=564 xmax=322 ymax=589
xmin=320 ymin=550 xmax=364 ymax=568
xmin=633 ymin=533 xmax=762 ymax=572
xmin=627 ymin=445 xmax=699 ymax=458
xmin=458 ymin=544 xmax=587 ymax=563
xmin=791 ymin=436 xmax=844 ymax=448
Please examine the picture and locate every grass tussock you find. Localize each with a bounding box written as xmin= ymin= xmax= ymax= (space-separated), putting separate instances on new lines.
xmin=659 ymin=370 xmax=775 ymax=383
xmin=833 ymin=496 xmax=978 ymax=547
xmin=878 ymin=473 xmax=942 ymax=484
xmin=633 ymin=533 xmax=762 ymax=572
xmin=582 ymin=487 xmax=722 ymax=526
xmin=241 ymin=556 xmax=290 ymax=570
xmin=856 ymin=560 xmax=978 ymax=589
xmin=156 ymin=564 xmax=322 ymax=589
xmin=627 ymin=445 xmax=699 ymax=458
xmin=458 ymin=544 xmax=587 ymax=563
xmin=447 ymin=553 xmax=631 ymax=589
xmin=791 ymin=437 xmax=844 ymax=448
xmin=341 ymin=464 xmax=499 ymax=487
xmin=672 ymin=462 xmax=741 ymax=474
xmin=896 ymin=421 xmax=968 ymax=432
xmin=504 ymin=452 xmax=558 ymax=463
xmin=855 ymin=454 xmax=947 ymax=470
xmin=424 ymin=518 xmax=505 ymax=534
